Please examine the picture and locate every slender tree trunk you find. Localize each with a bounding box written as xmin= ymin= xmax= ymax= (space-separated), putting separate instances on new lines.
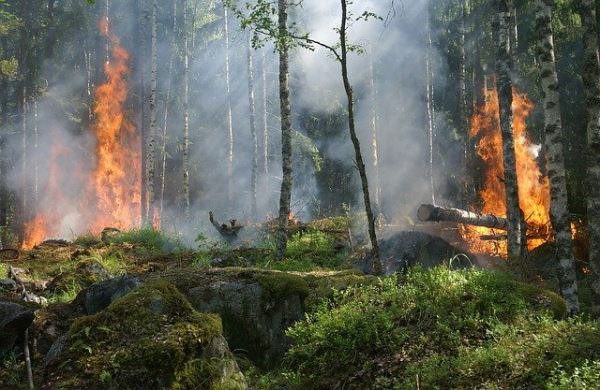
xmin=84 ymin=46 xmax=93 ymax=121
xmin=138 ymin=0 xmax=148 ymax=226
xmin=459 ymin=0 xmax=470 ymax=205
xmin=160 ymin=0 xmax=177 ymax=222
xmin=33 ymin=100 xmax=38 ymax=206
xmin=580 ymin=0 xmax=600 ymax=318
xmin=247 ymin=35 xmax=258 ymax=221
xmin=426 ymin=2 xmax=436 ymax=205
xmin=223 ymin=3 xmax=235 ymax=211
xmin=20 ymin=91 xmax=27 ymax=222
xmin=534 ymin=0 xmax=579 ymax=314
xmin=262 ymin=49 xmax=269 ymax=191
xmin=339 ymin=0 xmax=381 ymax=274
xmin=509 ymin=2 xmax=519 ymax=68
xmin=182 ymin=0 xmax=190 ymax=219
xmin=495 ymin=0 xmax=525 ymax=259
xmin=146 ymin=0 xmax=158 ymax=227
xmin=368 ymin=45 xmax=382 ymax=215
xmin=275 ymin=0 xmax=293 ymax=260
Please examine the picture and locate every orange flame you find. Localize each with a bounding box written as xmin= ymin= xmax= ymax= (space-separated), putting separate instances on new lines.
xmin=22 ymin=18 xmax=140 ymax=248
xmin=85 ymin=19 xmax=141 ymax=232
xmin=460 ymin=87 xmax=551 ymax=256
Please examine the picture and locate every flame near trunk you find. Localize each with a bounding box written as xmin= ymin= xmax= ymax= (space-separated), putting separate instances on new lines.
xmin=460 ymin=87 xmax=551 ymax=256
xmin=86 ymin=19 xmax=141 ymax=232
xmin=22 ymin=19 xmax=140 ymax=248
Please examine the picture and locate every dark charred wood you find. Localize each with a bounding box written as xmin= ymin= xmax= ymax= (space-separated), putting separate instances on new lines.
xmin=101 ymin=227 xmax=122 ymax=244
xmin=38 ymin=239 xmax=70 ymax=247
xmin=209 ymin=211 xmax=243 ymax=238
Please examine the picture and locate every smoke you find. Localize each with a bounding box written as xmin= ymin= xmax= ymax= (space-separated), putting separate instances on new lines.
xmin=2 ymin=0 xmax=452 ymax=246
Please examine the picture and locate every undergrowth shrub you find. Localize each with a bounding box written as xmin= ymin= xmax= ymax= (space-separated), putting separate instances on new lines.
xmin=281 ymin=267 xmax=598 ymax=389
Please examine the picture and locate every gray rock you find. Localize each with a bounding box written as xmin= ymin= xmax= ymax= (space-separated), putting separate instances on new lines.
xmin=44 ymin=333 xmax=68 ymax=368
xmin=0 ymin=278 xmax=17 ymax=292
xmin=183 ymin=274 xmax=305 ymax=368
xmin=0 ymin=301 xmax=35 ymax=354
xmin=356 ymin=231 xmax=475 ymax=275
xmin=83 ymin=275 xmax=141 ymax=314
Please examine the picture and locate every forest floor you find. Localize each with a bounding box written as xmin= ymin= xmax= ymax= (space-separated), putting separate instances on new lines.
xmin=1 ymin=218 xmax=600 ymax=389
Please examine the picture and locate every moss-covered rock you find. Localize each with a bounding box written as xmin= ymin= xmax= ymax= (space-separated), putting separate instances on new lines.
xmin=146 ymin=268 xmax=374 ymax=369
xmin=43 ymin=280 xmax=247 ymax=389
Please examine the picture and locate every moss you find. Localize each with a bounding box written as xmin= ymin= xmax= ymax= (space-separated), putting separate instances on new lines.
xmin=255 ymin=272 xmax=309 ymax=303
xmin=301 ymin=270 xmax=377 ymax=309
xmin=44 ymin=280 xmax=237 ymax=389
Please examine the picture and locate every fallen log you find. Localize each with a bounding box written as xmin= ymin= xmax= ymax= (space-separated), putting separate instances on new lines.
xmin=417 ymin=204 xmax=508 ymax=230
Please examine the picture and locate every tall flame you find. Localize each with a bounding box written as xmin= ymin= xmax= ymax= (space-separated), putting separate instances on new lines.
xmin=461 ymin=87 xmax=551 ymax=256
xmin=85 ymin=18 xmax=141 ymax=232
xmin=22 ymin=18 xmax=140 ymax=248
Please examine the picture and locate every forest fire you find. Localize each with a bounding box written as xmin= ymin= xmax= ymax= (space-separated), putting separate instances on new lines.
xmin=85 ymin=19 xmax=141 ymax=233
xmin=21 ymin=19 xmax=140 ymax=248
xmin=460 ymin=87 xmax=551 ymax=256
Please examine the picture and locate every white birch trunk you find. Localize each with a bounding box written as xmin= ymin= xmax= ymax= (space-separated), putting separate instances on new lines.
xmin=534 ymin=0 xmax=579 ymax=314
xmin=580 ymin=0 xmax=600 ymax=318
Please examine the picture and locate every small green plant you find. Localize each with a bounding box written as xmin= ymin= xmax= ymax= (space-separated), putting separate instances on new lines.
xmin=191 ymin=253 xmax=212 ymax=269
xmin=47 ymin=278 xmax=81 ymax=304
xmin=96 ymin=252 xmax=127 ymax=275
xmin=548 ymin=360 xmax=600 ymax=389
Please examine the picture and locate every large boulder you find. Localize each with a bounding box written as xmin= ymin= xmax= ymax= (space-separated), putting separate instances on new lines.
xmin=147 ymin=268 xmax=373 ymax=368
xmin=43 ymin=280 xmax=246 ymax=389
xmin=356 ymin=231 xmax=475 ymax=275
xmin=0 ymin=301 xmax=35 ymax=355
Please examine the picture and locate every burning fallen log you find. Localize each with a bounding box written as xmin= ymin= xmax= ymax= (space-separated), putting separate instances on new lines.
xmin=417 ymin=204 xmax=508 ymax=230
xmin=209 ymin=211 xmax=243 ymax=239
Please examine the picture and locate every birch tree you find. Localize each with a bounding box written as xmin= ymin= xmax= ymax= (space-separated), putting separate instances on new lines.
xmin=426 ymin=0 xmax=436 ymax=204
xmin=580 ymin=0 xmax=600 ymax=318
xmin=160 ymin=0 xmax=178 ymax=223
xmin=182 ymin=0 xmax=190 ymax=219
xmin=495 ymin=0 xmax=525 ymax=259
xmin=145 ymin=0 xmax=158 ymax=227
xmin=534 ymin=0 xmax=579 ymax=314
xmin=247 ymin=34 xmax=258 ymax=220
xmin=275 ymin=0 xmax=293 ymax=260
xmin=223 ymin=2 xmax=235 ymax=210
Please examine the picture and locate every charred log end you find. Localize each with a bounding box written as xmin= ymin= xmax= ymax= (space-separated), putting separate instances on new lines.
xmin=417 ymin=204 xmax=437 ymax=222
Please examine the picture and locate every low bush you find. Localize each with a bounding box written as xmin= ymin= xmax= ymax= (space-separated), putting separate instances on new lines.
xmin=280 ymin=267 xmax=599 ymax=389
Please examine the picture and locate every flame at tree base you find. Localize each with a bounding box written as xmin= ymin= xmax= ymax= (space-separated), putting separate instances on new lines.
xmin=460 ymin=87 xmax=551 ymax=257
xmin=22 ymin=18 xmax=140 ymax=249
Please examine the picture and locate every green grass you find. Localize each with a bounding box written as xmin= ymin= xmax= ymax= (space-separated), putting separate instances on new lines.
xmin=106 ymin=228 xmax=184 ymax=256
xmin=0 ymin=262 xmax=8 ymax=278
xmin=257 ymin=229 xmax=346 ymax=272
